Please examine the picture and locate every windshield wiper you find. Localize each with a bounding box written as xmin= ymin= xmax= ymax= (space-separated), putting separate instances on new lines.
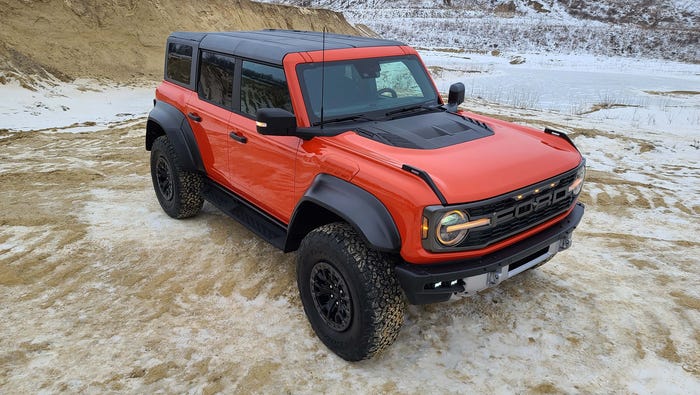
xmin=315 ymin=114 xmax=373 ymax=126
xmin=385 ymin=103 xmax=443 ymax=117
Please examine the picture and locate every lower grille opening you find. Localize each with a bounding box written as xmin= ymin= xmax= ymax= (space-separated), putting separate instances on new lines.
xmin=508 ymin=247 xmax=549 ymax=273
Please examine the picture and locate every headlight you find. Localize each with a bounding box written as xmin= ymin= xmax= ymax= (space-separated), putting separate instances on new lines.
xmin=436 ymin=210 xmax=469 ymax=246
xmin=568 ymin=165 xmax=586 ymax=195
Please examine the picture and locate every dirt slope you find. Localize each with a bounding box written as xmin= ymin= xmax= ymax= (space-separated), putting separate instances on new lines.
xmin=0 ymin=0 xmax=359 ymax=84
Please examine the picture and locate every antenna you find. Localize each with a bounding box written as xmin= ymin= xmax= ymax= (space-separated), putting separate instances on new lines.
xmin=320 ymin=26 xmax=326 ymax=129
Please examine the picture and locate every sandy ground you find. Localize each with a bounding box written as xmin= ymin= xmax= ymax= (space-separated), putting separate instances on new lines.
xmin=0 ymin=91 xmax=699 ymax=393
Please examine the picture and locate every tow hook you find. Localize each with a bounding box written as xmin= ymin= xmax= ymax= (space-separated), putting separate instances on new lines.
xmin=560 ymin=234 xmax=573 ymax=250
xmin=487 ymin=271 xmax=500 ymax=285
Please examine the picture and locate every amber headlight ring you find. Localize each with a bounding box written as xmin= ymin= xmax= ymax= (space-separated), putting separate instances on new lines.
xmin=425 ymin=209 xmax=492 ymax=248
xmin=436 ymin=210 xmax=470 ymax=246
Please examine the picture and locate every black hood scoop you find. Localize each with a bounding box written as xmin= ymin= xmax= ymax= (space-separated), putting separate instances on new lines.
xmin=355 ymin=112 xmax=493 ymax=149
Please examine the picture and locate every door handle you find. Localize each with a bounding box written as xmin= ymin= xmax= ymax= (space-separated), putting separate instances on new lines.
xmin=187 ymin=112 xmax=202 ymax=122
xmin=229 ymin=131 xmax=247 ymax=144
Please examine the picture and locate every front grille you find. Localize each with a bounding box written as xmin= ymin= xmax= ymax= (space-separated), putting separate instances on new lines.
xmin=460 ymin=195 xmax=573 ymax=248
xmin=468 ymin=173 xmax=576 ymax=217
xmin=456 ymin=168 xmax=579 ymax=250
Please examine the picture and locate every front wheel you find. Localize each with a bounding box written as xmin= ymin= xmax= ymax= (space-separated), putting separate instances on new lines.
xmin=297 ymin=222 xmax=406 ymax=361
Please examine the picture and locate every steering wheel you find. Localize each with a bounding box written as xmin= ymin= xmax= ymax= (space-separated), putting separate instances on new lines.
xmin=377 ymin=88 xmax=398 ymax=98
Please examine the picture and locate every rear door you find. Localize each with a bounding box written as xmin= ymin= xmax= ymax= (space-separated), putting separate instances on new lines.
xmin=226 ymin=59 xmax=299 ymax=223
xmin=185 ymin=50 xmax=236 ymax=186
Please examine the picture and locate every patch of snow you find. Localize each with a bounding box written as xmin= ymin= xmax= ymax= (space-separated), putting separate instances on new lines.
xmin=0 ymin=79 xmax=154 ymax=132
xmin=423 ymin=50 xmax=700 ymax=137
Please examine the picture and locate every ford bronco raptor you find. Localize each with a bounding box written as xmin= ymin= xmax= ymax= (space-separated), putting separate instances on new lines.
xmin=146 ymin=30 xmax=585 ymax=361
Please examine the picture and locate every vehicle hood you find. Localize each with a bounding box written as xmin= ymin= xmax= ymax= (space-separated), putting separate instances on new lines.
xmin=333 ymin=111 xmax=583 ymax=204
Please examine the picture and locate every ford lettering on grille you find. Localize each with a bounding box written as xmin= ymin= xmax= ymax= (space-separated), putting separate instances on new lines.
xmin=455 ymin=168 xmax=578 ymax=250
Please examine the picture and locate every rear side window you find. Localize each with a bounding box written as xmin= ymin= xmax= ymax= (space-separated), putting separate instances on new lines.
xmin=198 ymin=51 xmax=235 ymax=108
xmin=166 ymin=43 xmax=193 ymax=85
xmin=240 ymin=61 xmax=293 ymax=117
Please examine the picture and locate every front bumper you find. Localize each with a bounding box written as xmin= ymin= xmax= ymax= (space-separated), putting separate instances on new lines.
xmin=395 ymin=202 xmax=585 ymax=304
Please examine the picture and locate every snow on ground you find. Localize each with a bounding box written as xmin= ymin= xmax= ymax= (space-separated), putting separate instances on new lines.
xmin=423 ymin=50 xmax=700 ymax=136
xmin=259 ymin=0 xmax=699 ymax=62
xmin=1 ymin=53 xmax=699 ymax=393
xmin=0 ymin=79 xmax=153 ymax=133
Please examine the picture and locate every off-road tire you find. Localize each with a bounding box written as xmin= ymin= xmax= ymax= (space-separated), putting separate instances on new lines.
xmin=297 ymin=222 xmax=406 ymax=361
xmin=150 ymin=135 xmax=203 ymax=219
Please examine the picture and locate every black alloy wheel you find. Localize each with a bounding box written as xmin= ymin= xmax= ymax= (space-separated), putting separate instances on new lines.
xmin=296 ymin=222 xmax=406 ymax=361
xmin=155 ymin=155 xmax=174 ymax=202
xmin=310 ymin=261 xmax=352 ymax=332
xmin=149 ymin=135 xmax=203 ymax=219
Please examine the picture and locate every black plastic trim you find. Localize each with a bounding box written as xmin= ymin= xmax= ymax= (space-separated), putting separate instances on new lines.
xmin=146 ymin=100 xmax=204 ymax=173
xmin=201 ymin=178 xmax=287 ymax=250
xmin=402 ymin=164 xmax=448 ymax=205
xmin=396 ymin=202 xmax=584 ymax=305
xmin=544 ymin=127 xmax=579 ymax=152
xmin=286 ymin=174 xmax=401 ymax=253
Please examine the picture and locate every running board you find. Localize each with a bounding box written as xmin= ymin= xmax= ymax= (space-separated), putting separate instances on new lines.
xmin=201 ymin=179 xmax=287 ymax=250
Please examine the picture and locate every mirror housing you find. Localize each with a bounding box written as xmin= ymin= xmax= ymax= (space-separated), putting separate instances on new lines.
xmin=446 ymin=82 xmax=465 ymax=112
xmin=256 ymin=108 xmax=297 ymax=136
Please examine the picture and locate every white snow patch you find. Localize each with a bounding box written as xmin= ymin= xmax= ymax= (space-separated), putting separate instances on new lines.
xmin=422 ymin=50 xmax=700 ymax=136
xmin=0 ymin=79 xmax=154 ymax=132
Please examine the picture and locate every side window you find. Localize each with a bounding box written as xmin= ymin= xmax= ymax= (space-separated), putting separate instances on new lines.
xmin=166 ymin=43 xmax=193 ymax=85
xmin=198 ymin=51 xmax=235 ymax=108
xmin=240 ymin=61 xmax=293 ymax=117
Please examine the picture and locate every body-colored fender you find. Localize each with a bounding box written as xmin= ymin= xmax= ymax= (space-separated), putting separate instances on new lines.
xmin=285 ymin=174 xmax=401 ymax=253
xmin=146 ymin=100 xmax=204 ymax=173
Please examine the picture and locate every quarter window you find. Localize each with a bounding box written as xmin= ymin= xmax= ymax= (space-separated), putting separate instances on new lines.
xmin=240 ymin=61 xmax=293 ymax=117
xmin=165 ymin=43 xmax=193 ymax=85
xmin=198 ymin=51 xmax=235 ymax=108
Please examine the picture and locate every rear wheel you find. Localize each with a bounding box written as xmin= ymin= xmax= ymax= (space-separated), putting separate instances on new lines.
xmin=297 ymin=222 xmax=405 ymax=361
xmin=150 ymin=135 xmax=203 ymax=218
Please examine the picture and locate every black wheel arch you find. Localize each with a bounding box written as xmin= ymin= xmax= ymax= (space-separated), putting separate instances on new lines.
xmin=285 ymin=174 xmax=401 ymax=253
xmin=146 ymin=100 xmax=204 ymax=173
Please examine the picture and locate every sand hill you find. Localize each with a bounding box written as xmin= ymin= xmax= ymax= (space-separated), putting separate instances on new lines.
xmin=0 ymin=0 xmax=361 ymax=86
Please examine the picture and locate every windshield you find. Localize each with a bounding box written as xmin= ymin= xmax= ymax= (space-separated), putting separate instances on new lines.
xmin=297 ymin=55 xmax=439 ymax=125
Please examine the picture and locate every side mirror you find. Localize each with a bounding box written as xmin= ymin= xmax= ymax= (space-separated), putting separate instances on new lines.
xmin=446 ymin=82 xmax=465 ymax=112
xmin=256 ymin=108 xmax=297 ymax=136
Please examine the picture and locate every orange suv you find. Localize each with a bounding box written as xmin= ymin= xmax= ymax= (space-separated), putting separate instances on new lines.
xmin=146 ymin=30 xmax=585 ymax=361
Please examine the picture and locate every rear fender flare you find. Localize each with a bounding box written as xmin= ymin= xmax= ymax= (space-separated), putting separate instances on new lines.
xmin=285 ymin=174 xmax=401 ymax=253
xmin=146 ymin=100 xmax=204 ymax=173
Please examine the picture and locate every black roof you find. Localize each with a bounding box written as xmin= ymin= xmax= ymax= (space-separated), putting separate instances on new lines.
xmin=169 ymin=29 xmax=405 ymax=64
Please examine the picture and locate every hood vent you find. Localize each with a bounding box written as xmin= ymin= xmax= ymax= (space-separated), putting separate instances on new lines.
xmin=355 ymin=112 xmax=493 ymax=149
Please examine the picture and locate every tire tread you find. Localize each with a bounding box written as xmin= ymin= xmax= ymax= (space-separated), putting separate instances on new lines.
xmin=150 ymin=135 xmax=203 ymax=218
xmin=298 ymin=222 xmax=405 ymax=361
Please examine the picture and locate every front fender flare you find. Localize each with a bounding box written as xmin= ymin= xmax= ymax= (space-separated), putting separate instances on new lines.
xmin=286 ymin=174 xmax=401 ymax=253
